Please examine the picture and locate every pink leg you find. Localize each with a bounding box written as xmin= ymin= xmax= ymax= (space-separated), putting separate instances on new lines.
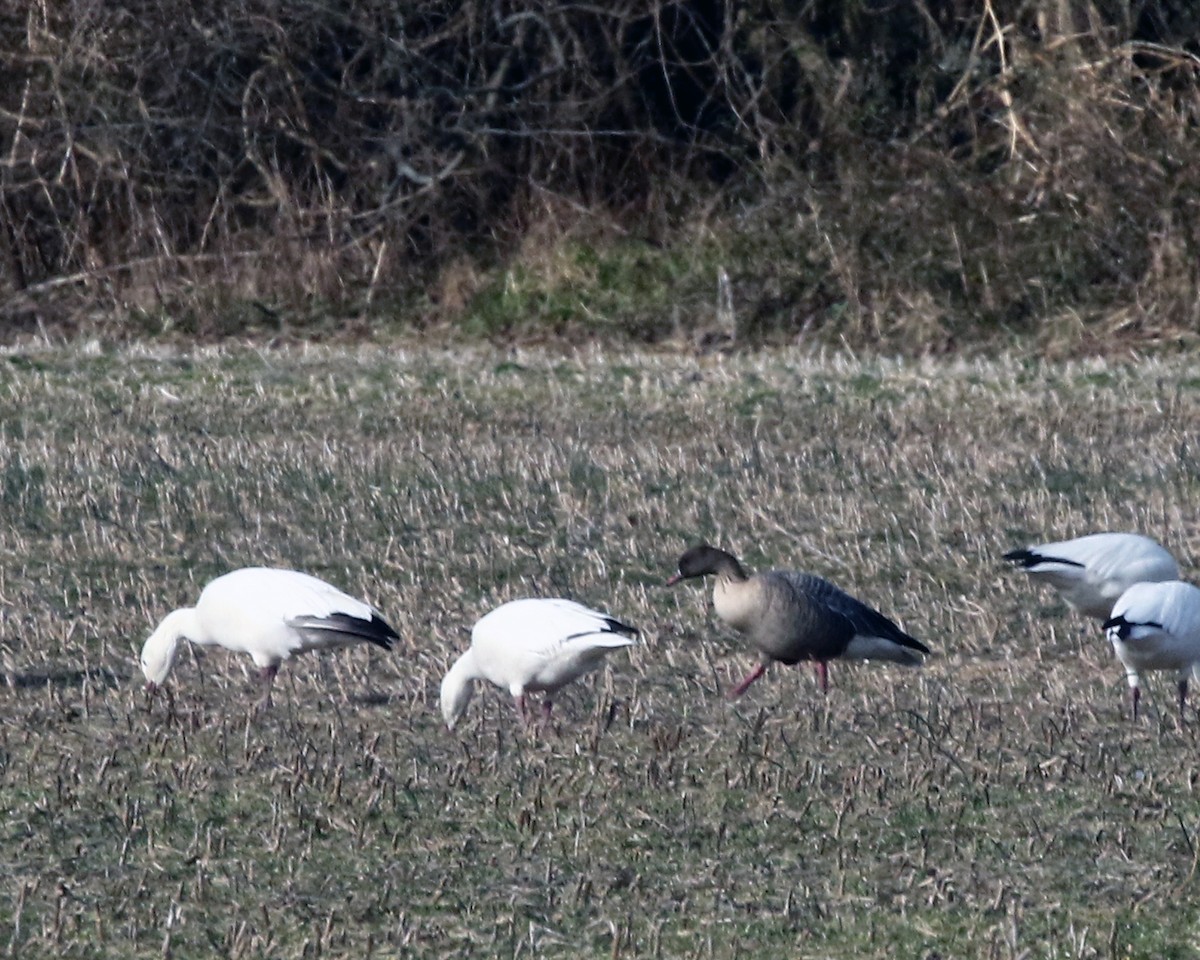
xmin=814 ymin=661 xmax=829 ymax=694
xmin=730 ymin=662 xmax=767 ymax=699
xmin=513 ymin=693 xmax=529 ymax=725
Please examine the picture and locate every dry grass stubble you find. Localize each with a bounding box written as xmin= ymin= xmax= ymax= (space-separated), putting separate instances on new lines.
xmin=1 ymin=345 xmax=1199 ymax=957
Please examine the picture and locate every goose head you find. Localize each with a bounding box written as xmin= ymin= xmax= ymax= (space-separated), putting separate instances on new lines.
xmin=666 ymin=544 xmax=747 ymax=585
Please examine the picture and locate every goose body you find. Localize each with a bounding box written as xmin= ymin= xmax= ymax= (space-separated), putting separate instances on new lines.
xmin=1104 ymin=580 xmax=1200 ymax=719
xmin=667 ymin=545 xmax=928 ymax=696
xmin=440 ymin=598 xmax=639 ymax=730
xmin=1003 ymin=533 xmax=1178 ymax=620
xmin=139 ymin=568 xmax=398 ymax=693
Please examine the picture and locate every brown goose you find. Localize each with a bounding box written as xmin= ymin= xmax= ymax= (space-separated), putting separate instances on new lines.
xmin=666 ymin=544 xmax=929 ymax=696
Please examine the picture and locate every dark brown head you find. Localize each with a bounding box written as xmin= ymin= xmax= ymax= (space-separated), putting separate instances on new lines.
xmin=666 ymin=544 xmax=747 ymax=585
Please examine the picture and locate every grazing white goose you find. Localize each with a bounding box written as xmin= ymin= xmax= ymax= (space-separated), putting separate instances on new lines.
xmin=140 ymin=568 xmax=399 ymax=694
xmin=666 ymin=544 xmax=929 ymax=697
xmin=1104 ymin=580 xmax=1200 ymax=720
xmin=440 ymin=598 xmax=639 ymax=730
xmin=1003 ymin=532 xmax=1178 ymax=620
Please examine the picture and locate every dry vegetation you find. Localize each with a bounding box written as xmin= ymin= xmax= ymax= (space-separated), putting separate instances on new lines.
xmin=1 ymin=343 xmax=1200 ymax=957
xmin=3 ymin=2 xmax=1200 ymax=349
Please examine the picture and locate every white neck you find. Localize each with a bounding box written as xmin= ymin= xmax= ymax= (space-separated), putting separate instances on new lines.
xmin=140 ymin=607 xmax=201 ymax=684
xmin=440 ymin=648 xmax=482 ymax=730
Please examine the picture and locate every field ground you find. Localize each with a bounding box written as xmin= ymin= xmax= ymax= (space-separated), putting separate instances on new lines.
xmin=1 ymin=342 xmax=1200 ymax=958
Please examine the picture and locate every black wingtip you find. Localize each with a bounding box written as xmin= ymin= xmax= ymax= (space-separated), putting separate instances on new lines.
xmin=368 ymin=613 xmax=401 ymax=650
xmin=908 ymin=635 xmax=932 ymax=656
xmin=1103 ymin=614 xmax=1130 ymax=641
xmin=1103 ymin=614 xmax=1161 ymax=641
xmin=888 ymin=628 xmax=930 ymax=656
xmin=604 ymin=616 xmax=640 ymax=639
xmin=310 ymin=612 xmax=399 ymax=651
xmin=1002 ymin=548 xmax=1084 ymax=570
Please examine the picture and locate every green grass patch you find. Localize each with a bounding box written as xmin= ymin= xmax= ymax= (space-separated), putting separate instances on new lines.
xmin=459 ymin=239 xmax=721 ymax=341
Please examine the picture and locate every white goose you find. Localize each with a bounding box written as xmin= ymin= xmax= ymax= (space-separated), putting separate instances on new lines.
xmin=1104 ymin=580 xmax=1200 ymax=720
xmin=440 ymin=598 xmax=639 ymax=730
xmin=140 ymin=568 xmax=399 ymax=695
xmin=1003 ymin=532 xmax=1178 ymax=619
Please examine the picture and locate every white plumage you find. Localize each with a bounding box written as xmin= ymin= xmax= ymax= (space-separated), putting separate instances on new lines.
xmin=1104 ymin=580 xmax=1200 ymax=719
xmin=139 ymin=568 xmax=398 ymax=694
xmin=440 ymin=598 xmax=639 ymax=730
xmin=1003 ymin=532 xmax=1178 ymax=619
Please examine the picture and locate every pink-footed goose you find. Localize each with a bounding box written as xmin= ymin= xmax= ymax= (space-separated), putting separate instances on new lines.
xmin=666 ymin=544 xmax=928 ymax=696
xmin=1104 ymin=580 xmax=1200 ymax=720
xmin=1003 ymin=532 xmax=1178 ymax=620
xmin=440 ymin=598 xmax=639 ymax=730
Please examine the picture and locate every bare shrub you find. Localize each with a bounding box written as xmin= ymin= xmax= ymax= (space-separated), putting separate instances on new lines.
xmin=730 ymin=3 xmax=1200 ymax=350
xmin=0 ymin=1 xmax=1197 ymax=347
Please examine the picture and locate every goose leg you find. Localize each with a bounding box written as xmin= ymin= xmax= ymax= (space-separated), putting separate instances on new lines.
xmin=258 ymin=664 xmax=279 ymax=707
xmin=1178 ymin=678 xmax=1189 ymax=721
xmin=513 ymin=693 xmax=529 ymax=725
xmin=730 ymin=662 xmax=767 ymax=699
xmin=814 ymin=661 xmax=829 ymax=694
xmin=541 ymin=698 xmax=554 ymax=722
xmin=1130 ymin=685 xmax=1140 ymax=721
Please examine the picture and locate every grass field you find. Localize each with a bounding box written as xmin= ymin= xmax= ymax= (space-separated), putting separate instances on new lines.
xmin=2 ymin=342 xmax=1200 ymax=958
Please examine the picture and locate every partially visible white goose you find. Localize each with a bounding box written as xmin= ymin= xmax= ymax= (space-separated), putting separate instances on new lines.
xmin=140 ymin=568 xmax=399 ymax=695
xmin=1104 ymin=580 xmax=1200 ymax=720
xmin=666 ymin=544 xmax=929 ymax=697
xmin=440 ymin=598 xmax=639 ymax=730
xmin=1003 ymin=532 xmax=1178 ymax=620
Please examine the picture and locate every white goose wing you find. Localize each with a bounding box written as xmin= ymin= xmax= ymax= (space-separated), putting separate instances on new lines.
xmin=198 ymin=568 xmax=396 ymax=659
xmin=1004 ymin=533 xmax=1178 ymax=618
xmin=1105 ymin=581 xmax=1200 ymax=650
xmin=471 ymin=598 xmax=638 ymax=693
